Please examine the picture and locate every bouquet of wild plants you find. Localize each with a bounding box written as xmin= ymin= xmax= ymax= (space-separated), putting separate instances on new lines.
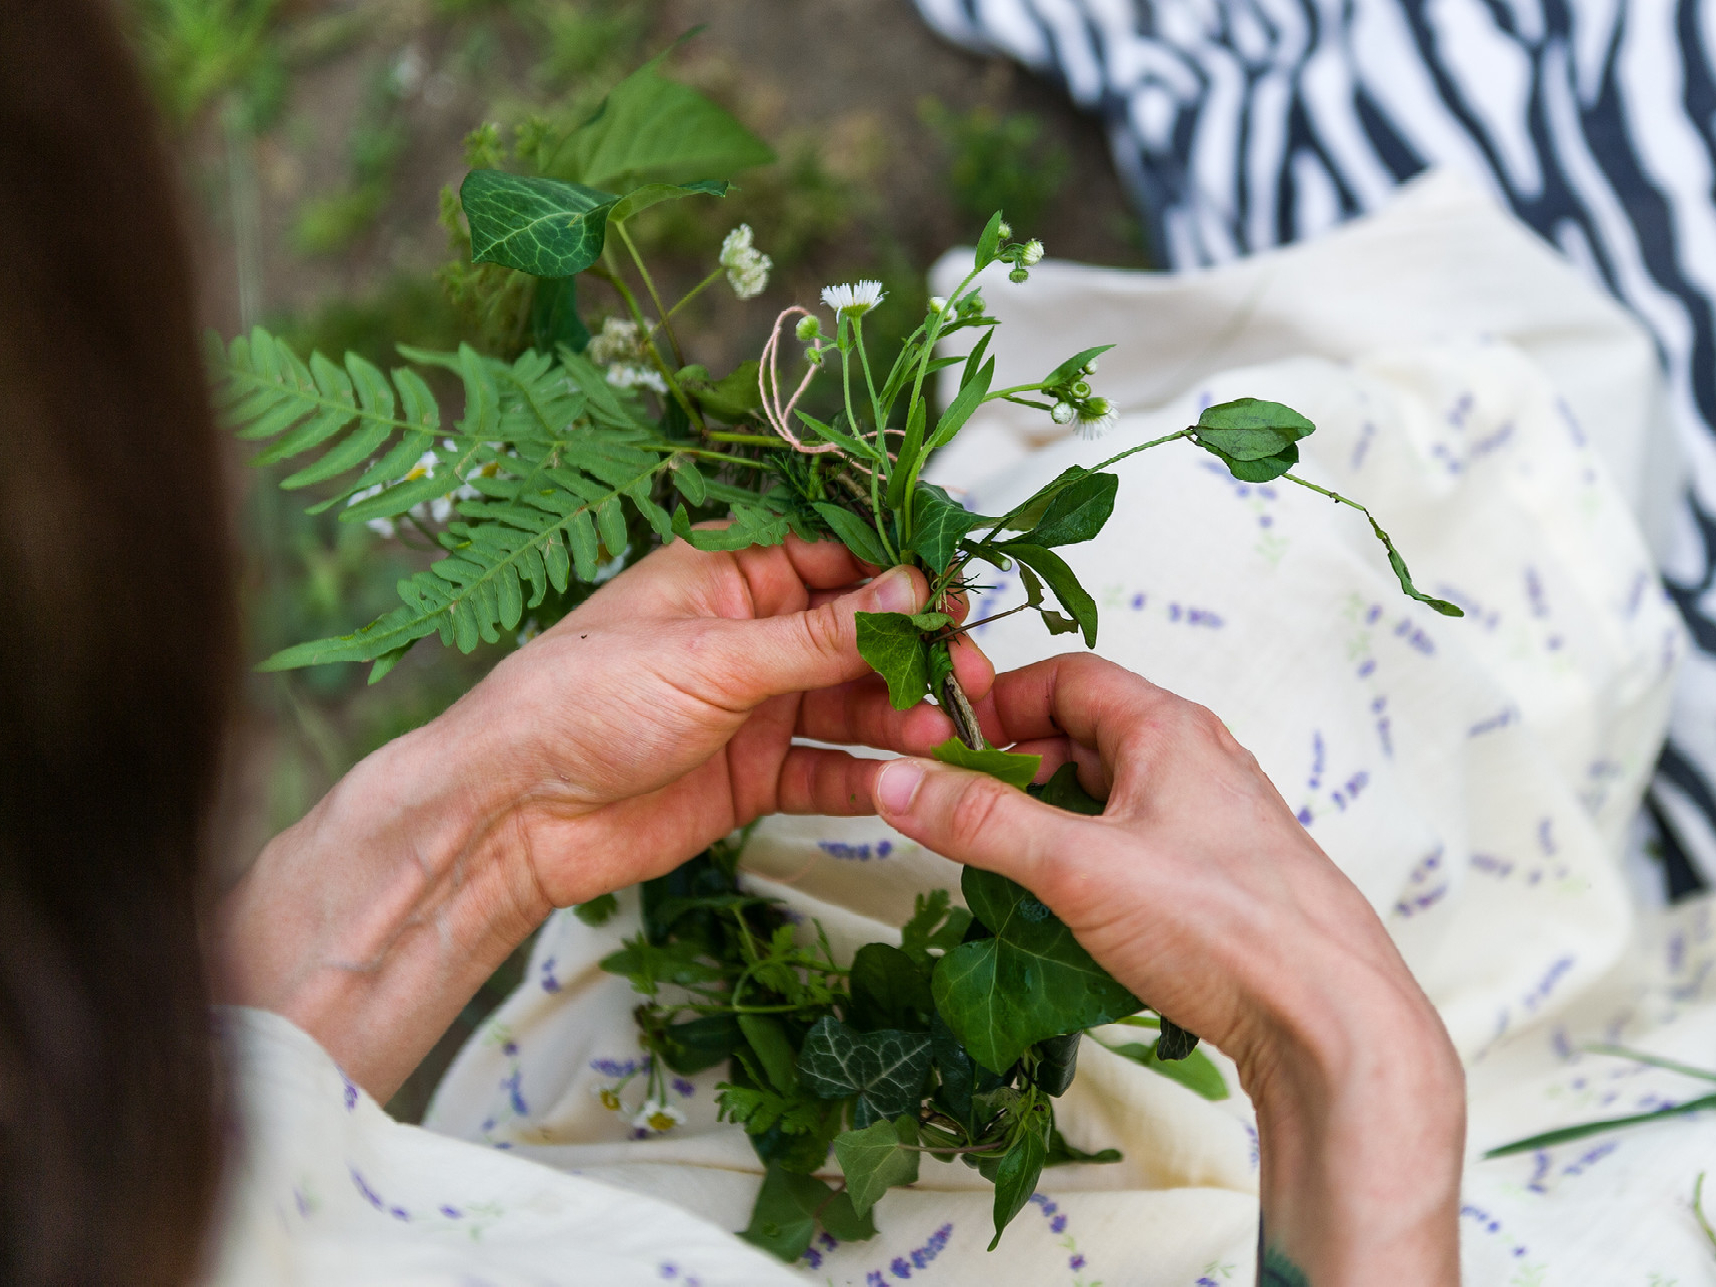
xmin=211 ymin=55 xmax=1458 ymax=1259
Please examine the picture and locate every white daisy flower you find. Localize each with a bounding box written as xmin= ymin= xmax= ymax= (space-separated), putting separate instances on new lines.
xmin=587 ymin=317 xmax=643 ymax=366
xmin=404 ymin=450 xmax=438 ymax=481
xmin=820 ymin=280 xmax=885 ymax=317
xmin=1077 ymin=397 xmax=1118 ymax=438
xmin=632 ymin=1099 xmax=686 ymax=1134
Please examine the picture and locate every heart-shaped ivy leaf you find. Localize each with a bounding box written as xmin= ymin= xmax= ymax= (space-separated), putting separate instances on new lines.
xmin=933 ymin=868 xmax=1140 ymax=1072
xmin=833 ymin=1116 xmax=921 ymax=1216
xmin=908 ymin=484 xmax=984 ymax=573
xmin=460 ymin=170 xmax=619 ymax=278
xmin=855 ymin=612 xmax=930 ymax=709
xmin=796 ymin=1016 xmax=933 ymax=1128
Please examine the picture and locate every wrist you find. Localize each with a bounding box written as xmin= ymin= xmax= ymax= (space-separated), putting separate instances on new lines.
xmin=213 ymin=707 xmax=553 ymax=1098
xmin=1241 ymin=945 xmax=1464 ymax=1286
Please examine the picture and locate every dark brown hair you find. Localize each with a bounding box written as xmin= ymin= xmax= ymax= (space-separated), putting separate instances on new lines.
xmin=0 ymin=1 xmax=235 ymax=1281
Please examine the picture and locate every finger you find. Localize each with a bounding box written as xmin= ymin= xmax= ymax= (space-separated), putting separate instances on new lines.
xmin=738 ymin=532 xmax=868 ymax=603
xmin=871 ymin=757 xmax=1085 ymax=890
xmin=1008 ymin=736 xmax=1111 ymax=797
xmin=796 ymin=677 xmax=959 ymax=754
xmin=774 ymin=746 xmax=887 ymax=816
xmin=706 ymin=563 xmax=929 ymax=705
xmin=948 ymin=632 xmax=994 ymax=702
xmin=986 ymin=654 xmax=1165 ymax=749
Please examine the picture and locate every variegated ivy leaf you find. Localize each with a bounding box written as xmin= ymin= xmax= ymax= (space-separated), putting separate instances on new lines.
xmin=796 ymin=1017 xmax=933 ymax=1128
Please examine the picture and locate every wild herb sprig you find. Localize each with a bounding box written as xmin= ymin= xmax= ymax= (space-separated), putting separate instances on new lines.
xmin=212 ymin=54 xmax=1460 ymax=1259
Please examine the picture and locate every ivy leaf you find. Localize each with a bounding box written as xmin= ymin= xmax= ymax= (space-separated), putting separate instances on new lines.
xmin=1105 ymin=1041 xmax=1229 ymax=1101
xmin=933 ymin=867 xmax=1140 ymax=1072
xmin=989 ymin=1101 xmax=1050 ymax=1248
xmin=900 ymin=890 xmax=972 ymax=966
xmin=813 ymin=502 xmax=889 ymax=567
xmin=529 ymin=275 xmax=591 ymax=354
xmin=548 ymin=54 xmax=775 ymax=190
xmin=740 ymin=1164 xmax=875 ymax=1262
xmin=796 ymin=1016 xmax=933 ymax=1128
xmin=855 ymin=612 xmax=930 ymax=710
xmin=1028 ymin=762 xmax=1104 ymax=815
xmin=460 ymin=169 xmax=619 ymax=278
xmin=1002 ymin=543 xmax=1098 ymax=647
xmin=846 ymin=943 xmax=934 ymax=1032
xmin=738 ymin=1014 xmax=800 ymax=1095
xmin=908 ymin=484 xmax=984 ymax=573
xmin=1192 ymin=397 xmax=1316 ymax=460
xmin=1155 ymin=1015 xmax=1201 ymax=1061
xmin=833 ymin=1117 xmax=922 ymax=1217
xmin=930 ymin=737 xmax=1041 ymax=791
xmin=608 ymin=177 xmax=730 ymax=224
xmin=1021 ymin=471 xmax=1117 ymax=547
xmin=1031 ymin=1033 xmax=1081 ymax=1097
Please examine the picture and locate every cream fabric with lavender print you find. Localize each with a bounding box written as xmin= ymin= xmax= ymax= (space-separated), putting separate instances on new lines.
xmin=213 ymin=177 xmax=1716 ymax=1286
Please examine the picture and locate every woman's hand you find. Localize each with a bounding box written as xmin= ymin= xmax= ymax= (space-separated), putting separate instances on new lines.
xmin=214 ymin=535 xmax=988 ymax=1098
xmin=863 ymin=654 xmax=1464 ymax=1287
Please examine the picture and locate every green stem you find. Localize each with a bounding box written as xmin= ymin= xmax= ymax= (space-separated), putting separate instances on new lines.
xmin=982 ymin=426 xmax=1196 ymax=542
xmin=665 ymin=265 xmax=724 ymax=321
xmin=898 ymin=265 xmax=984 ymax=540
xmin=600 ymin=246 xmax=705 ymax=433
xmin=983 ymin=382 xmax=1049 ymax=401
xmin=1279 ymin=470 xmax=1367 ymax=514
xmin=704 ymin=432 xmax=782 ymax=448
xmin=615 ymin=221 xmax=685 ymax=369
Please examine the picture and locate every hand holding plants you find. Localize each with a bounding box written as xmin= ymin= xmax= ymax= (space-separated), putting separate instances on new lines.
xmin=870 ymin=653 xmax=1465 ymax=1286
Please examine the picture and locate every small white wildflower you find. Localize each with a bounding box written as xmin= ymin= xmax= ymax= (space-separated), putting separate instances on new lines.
xmin=605 ymin=363 xmax=668 ymax=395
xmin=587 ymin=317 xmax=642 ymax=366
xmin=632 ymin=1099 xmax=686 ymax=1134
xmin=1077 ymin=397 xmax=1118 ymax=438
xmin=719 ymin=224 xmax=771 ymax=300
xmin=1050 ymin=402 xmax=1075 ymax=425
xmin=404 ymin=450 xmax=438 ymax=481
xmin=517 ymin=618 xmax=542 ymax=649
xmin=366 ymin=516 xmax=396 ymax=539
xmin=1020 ymin=239 xmax=1044 ymax=266
xmin=795 ymin=315 xmax=822 ymax=342
xmin=593 ymin=1084 xmax=624 ymax=1112
xmin=429 ymin=495 xmax=454 ymax=523
xmin=821 ymin=280 xmax=885 ymax=317
xmin=594 ymin=549 xmax=628 ymax=582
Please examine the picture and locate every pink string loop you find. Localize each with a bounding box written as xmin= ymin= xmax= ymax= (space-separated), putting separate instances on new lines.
xmin=759 ymin=306 xmax=839 ymax=454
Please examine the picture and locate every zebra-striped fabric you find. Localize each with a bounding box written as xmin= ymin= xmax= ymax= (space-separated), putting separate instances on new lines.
xmin=915 ymin=0 xmax=1716 ymax=898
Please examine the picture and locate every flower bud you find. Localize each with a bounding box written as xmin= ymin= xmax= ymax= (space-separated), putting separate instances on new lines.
xmin=804 ymin=345 xmax=823 ymax=366
xmin=1084 ymin=356 xmax=1099 ymax=375
xmin=795 ymin=315 xmax=821 ymax=341
xmin=1072 ymin=380 xmax=1091 ymax=399
xmin=1009 ymin=267 xmax=1029 ymax=283
xmin=1021 ymin=239 xmax=1044 ymax=266
xmin=1051 ymin=402 xmax=1075 ymax=425
xmin=961 ymin=291 xmax=985 ymax=316
xmin=928 ymin=296 xmax=947 ymax=314
xmin=996 ymin=220 xmax=1013 ymax=240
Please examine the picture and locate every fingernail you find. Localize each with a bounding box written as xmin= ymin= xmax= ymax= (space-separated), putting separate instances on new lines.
xmin=870 ymin=566 xmax=920 ymax=615
xmin=876 ymin=759 xmax=926 ymax=814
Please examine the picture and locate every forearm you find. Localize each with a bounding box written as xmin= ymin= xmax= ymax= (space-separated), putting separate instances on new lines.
xmin=1245 ymin=961 xmax=1465 ymax=1287
xmin=211 ymin=714 xmax=553 ymax=1099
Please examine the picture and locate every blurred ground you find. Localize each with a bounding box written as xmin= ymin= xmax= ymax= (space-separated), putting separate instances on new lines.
xmin=136 ymin=0 xmax=1144 ymax=1120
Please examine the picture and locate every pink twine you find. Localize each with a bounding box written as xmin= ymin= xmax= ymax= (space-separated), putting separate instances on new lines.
xmin=759 ymin=306 xmax=838 ymax=454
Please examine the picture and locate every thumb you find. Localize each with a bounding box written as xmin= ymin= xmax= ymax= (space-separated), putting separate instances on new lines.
xmin=872 ymin=757 xmax=1081 ymax=889
xmin=716 ymin=563 xmax=929 ymax=703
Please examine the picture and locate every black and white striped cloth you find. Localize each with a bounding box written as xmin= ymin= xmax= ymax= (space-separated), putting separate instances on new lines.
xmin=914 ymin=0 xmax=1716 ymax=898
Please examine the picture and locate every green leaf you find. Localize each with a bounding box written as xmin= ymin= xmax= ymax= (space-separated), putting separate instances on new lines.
xmin=693 ymin=359 xmax=763 ymax=423
xmin=738 ymin=1015 xmax=801 ymax=1096
xmin=933 ymin=867 xmax=1140 ymax=1072
xmin=855 ymin=612 xmax=930 ymax=710
xmin=740 ymin=1165 xmax=874 ymax=1263
xmin=1045 ymin=1121 xmax=1123 ymax=1166
xmin=1041 ymin=344 xmax=1113 ymax=390
xmin=1022 ymin=471 xmax=1117 ymax=547
xmin=659 ymin=1013 xmax=741 ymax=1074
xmin=797 ymin=409 xmax=883 ymax=461
xmin=796 ymin=1017 xmax=933 ymax=1128
xmin=1002 ymin=543 xmax=1098 ymax=647
xmin=930 ymin=737 xmax=1041 ymax=792
xmin=886 ymin=399 xmax=929 ymax=511
xmin=989 ymin=1102 xmax=1050 ymax=1248
xmin=974 ymin=210 xmax=1006 ymax=270
xmin=900 ymin=890 xmax=973 ymax=966
xmin=907 ymin=484 xmax=983 ymax=573
xmin=599 ymin=937 xmax=725 ymax=989
xmin=1483 ymin=1092 xmax=1716 ymax=1159
xmin=1105 ymin=1041 xmax=1229 ymax=1101
xmin=460 ymin=169 xmax=619 ymax=278
xmin=529 ymin=275 xmax=591 ymax=354
xmin=608 ymin=177 xmax=730 ymax=224
xmin=846 ymin=943 xmax=934 ymax=1032
xmin=548 ymin=54 xmax=775 ymax=190
xmin=1031 ymin=1033 xmax=1081 ymax=1097
xmin=813 ymin=502 xmax=889 ymax=567
xmin=1028 ymin=763 xmax=1104 ymax=815
xmin=573 ymin=893 xmax=619 ymax=926
xmin=1155 ymin=1016 xmax=1200 ymax=1061
xmin=1192 ymin=397 xmax=1317 ymax=461
xmin=924 ymin=356 xmax=994 ymax=454
xmin=1362 ymin=509 xmax=1465 ymax=618
xmin=834 ymin=1117 xmax=921 ymax=1217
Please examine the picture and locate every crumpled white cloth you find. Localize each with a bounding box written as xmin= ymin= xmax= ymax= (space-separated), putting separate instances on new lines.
xmin=206 ymin=172 xmax=1716 ymax=1286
